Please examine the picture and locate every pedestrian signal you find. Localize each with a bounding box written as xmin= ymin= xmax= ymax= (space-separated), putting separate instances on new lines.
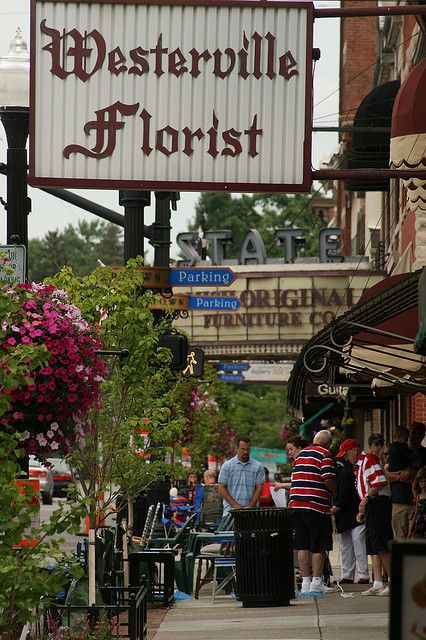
xmin=183 ymin=347 xmax=204 ymax=377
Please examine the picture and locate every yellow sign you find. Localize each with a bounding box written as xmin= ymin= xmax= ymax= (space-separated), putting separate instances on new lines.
xmin=149 ymin=294 xmax=189 ymax=310
xmin=111 ymin=266 xmax=170 ymax=287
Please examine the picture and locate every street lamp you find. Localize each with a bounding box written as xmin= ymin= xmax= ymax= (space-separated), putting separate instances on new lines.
xmin=0 ymin=28 xmax=30 ymax=277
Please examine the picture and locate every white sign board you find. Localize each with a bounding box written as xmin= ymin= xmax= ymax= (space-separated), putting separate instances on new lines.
xmin=243 ymin=362 xmax=294 ymax=382
xmin=219 ymin=362 xmax=294 ymax=382
xmin=0 ymin=245 xmax=26 ymax=283
xmin=30 ymin=0 xmax=313 ymax=192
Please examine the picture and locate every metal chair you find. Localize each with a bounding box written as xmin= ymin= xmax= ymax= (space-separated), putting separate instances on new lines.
xmin=212 ymin=556 xmax=236 ymax=603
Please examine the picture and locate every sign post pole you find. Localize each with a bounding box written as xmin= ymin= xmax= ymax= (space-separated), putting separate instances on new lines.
xmin=120 ymin=190 xmax=151 ymax=264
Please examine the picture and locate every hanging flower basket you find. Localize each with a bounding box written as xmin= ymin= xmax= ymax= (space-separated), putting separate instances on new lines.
xmin=1 ymin=283 xmax=107 ymax=457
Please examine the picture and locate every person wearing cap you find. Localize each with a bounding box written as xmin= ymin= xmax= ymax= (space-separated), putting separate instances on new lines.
xmin=356 ymin=433 xmax=393 ymax=596
xmin=331 ymin=439 xmax=369 ymax=584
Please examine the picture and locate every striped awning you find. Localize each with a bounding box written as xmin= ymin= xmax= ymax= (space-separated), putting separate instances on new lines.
xmin=287 ymin=268 xmax=426 ymax=411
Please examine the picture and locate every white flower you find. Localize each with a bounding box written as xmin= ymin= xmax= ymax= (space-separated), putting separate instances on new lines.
xmin=50 ymin=441 xmax=59 ymax=450
xmin=36 ymin=433 xmax=48 ymax=447
xmin=47 ymin=430 xmax=54 ymax=439
xmin=50 ymin=422 xmax=59 ymax=431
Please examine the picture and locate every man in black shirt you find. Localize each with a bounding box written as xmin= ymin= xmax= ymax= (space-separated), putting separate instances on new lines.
xmin=331 ymin=439 xmax=369 ymax=584
xmin=384 ymin=426 xmax=416 ymax=539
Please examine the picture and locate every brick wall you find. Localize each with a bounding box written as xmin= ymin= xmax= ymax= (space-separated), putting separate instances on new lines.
xmin=339 ymin=0 xmax=377 ymax=128
xmin=411 ymin=393 xmax=426 ymax=425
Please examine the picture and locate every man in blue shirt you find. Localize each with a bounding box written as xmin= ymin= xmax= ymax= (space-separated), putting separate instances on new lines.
xmin=218 ymin=436 xmax=265 ymax=516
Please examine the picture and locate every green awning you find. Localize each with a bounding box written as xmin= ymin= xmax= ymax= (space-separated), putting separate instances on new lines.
xmin=299 ymin=402 xmax=335 ymax=437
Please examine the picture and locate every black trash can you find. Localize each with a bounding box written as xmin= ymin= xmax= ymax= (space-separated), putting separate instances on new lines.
xmin=231 ymin=507 xmax=295 ymax=607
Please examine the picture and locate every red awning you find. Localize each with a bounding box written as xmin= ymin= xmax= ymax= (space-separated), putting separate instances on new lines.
xmin=391 ymin=59 xmax=426 ymax=139
xmin=390 ymin=60 xmax=426 ymax=212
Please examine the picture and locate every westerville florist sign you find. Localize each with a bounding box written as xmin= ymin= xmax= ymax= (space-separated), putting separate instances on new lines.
xmin=29 ymin=0 xmax=313 ymax=192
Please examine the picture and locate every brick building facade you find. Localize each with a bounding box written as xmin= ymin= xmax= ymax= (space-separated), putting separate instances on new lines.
xmin=321 ymin=1 xmax=426 ymax=440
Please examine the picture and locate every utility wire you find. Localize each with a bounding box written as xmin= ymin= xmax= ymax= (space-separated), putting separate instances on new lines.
xmin=313 ymin=30 xmax=420 ymax=110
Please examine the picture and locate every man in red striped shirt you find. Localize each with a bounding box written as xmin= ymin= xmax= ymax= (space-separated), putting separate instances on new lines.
xmin=289 ymin=430 xmax=337 ymax=594
xmin=356 ymin=433 xmax=393 ymax=596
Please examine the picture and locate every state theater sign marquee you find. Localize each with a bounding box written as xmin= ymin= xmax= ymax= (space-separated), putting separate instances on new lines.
xmin=29 ymin=0 xmax=313 ymax=192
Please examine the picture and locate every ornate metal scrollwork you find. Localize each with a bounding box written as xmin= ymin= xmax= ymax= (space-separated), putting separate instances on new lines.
xmin=303 ymin=344 xmax=351 ymax=385
xmin=329 ymin=324 xmax=353 ymax=349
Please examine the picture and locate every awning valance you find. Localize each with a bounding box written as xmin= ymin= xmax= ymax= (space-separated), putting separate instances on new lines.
xmin=287 ymin=268 xmax=426 ymax=411
xmin=390 ymin=59 xmax=426 ymax=212
xmin=345 ymin=80 xmax=400 ymax=192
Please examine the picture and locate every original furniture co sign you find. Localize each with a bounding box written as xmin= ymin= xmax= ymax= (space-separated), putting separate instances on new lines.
xmin=29 ymin=0 xmax=313 ymax=192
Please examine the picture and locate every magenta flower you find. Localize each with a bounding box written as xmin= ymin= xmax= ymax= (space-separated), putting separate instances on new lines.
xmin=1 ymin=283 xmax=107 ymax=458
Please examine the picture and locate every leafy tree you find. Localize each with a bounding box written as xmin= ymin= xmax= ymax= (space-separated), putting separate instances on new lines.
xmin=230 ymin=384 xmax=292 ymax=449
xmin=180 ymin=369 xmax=291 ymax=465
xmin=48 ymin=260 xmax=189 ymax=600
xmin=28 ymin=221 xmax=124 ymax=282
xmin=180 ymin=366 xmax=237 ymax=468
xmin=48 ymin=259 xmax=188 ymax=507
xmin=190 ymin=191 xmax=323 ymax=260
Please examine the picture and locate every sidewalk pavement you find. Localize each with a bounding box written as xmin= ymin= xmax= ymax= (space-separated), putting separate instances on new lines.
xmin=151 ymin=539 xmax=389 ymax=640
xmin=152 ymin=583 xmax=389 ymax=640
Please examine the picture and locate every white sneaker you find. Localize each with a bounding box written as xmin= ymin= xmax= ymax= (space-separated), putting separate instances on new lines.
xmin=361 ymin=586 xmax=384 ymax=596
xmin=300 ymin=580 xmax=311 ymax=594
xmin=309 ymin=581 xmax=334 ymax=593
xmin=377 ymin=585 xmax=390 ymax=596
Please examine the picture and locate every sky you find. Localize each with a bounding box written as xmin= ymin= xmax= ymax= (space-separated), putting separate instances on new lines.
xmin=0 ymin=0 xmax=340 ymax=260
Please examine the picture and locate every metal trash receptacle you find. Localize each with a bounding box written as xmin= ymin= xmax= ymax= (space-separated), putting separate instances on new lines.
xmin=231 ymin=507 xmax=294 ymax=607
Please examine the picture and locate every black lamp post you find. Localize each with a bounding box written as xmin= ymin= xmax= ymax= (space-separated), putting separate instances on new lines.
xmin=0 ymin=29 xmax=30 ymax=279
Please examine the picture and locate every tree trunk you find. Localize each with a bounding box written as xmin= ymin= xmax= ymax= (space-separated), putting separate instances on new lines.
xmin=88 ymin=523 xmax=97 ymax=606
xmin=123 ymin=521 xmax=130 ymax=588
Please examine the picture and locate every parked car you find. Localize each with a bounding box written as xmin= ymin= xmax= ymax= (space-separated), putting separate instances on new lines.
xmin=28 ymin=456 xmax=53 ymax=505
xmin=47 ymin=458 xmax=74 ymax=497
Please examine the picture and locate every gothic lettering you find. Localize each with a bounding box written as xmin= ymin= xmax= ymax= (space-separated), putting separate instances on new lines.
xmin=63 ymin=101 xmax=139 ymax=159
xmin=213 ymin=48 xmax=236 ymax=78
xmin=169 ymin=47 xmax=188 ymax=77
xmin=128 ymin=47 xmax=150 ymax=75
xmin=40 ymin=22 xmax=299 ymax=82
xmin=279 ymin=50 xmax=299 ymax=80
xmin=41 ymin=20 xmax=106 ymax=82
xmin=64 ymin=104 xmax=262 ymax=160
xmin=108 ymin=46 xmax=127 ymax=76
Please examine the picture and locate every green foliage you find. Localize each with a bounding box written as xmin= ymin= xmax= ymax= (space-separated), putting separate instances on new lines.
xmin=190 ymin=191 xmax=323 ymax=259
xmin=0 ymin=430 xmax=84 ymax=638
xmin=48 ymin=259 xmax=187 ymax=513
xmin=228 ymin=384 xmax=292 ymax=449
xmin=28 ymin=221 xmax=124 ymax=282
xmin=181 ymin=368 xmax=291 ymax=464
